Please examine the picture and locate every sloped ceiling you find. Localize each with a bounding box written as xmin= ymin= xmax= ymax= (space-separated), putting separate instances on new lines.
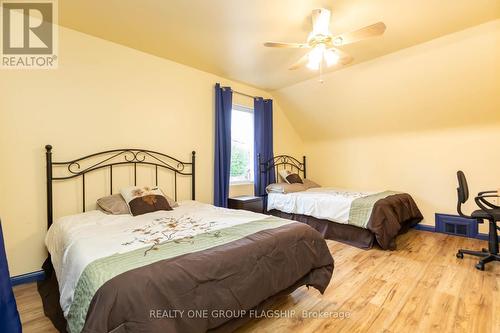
xmin=274 ymin=20 xmax=500 ymax=140
xmin=59 ymin=0 xmax=500 ymax=90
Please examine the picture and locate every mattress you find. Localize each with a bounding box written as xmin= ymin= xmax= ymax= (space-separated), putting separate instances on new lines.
xmin=267 ymin=187 xmax=376 ymax=224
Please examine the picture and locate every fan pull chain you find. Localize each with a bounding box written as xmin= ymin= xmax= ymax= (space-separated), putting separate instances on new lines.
xmin=319 ymin=58 xmax=324 ymax=83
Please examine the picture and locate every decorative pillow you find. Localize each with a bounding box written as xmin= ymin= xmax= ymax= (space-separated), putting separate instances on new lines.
xmin=278 ymin=169 xmax=290 ymax=182
xmin=278 ymin=169 xmax=303 ymax=184
xmin=286 ymin=173 xmax=303 ymax=184
xmin=120 ymin=186 xmax=172 ymax=216
xmin=97 ymin=194 xmax=130 ymax=215
xmin=97 ymin=192 xmax=178 ymax=215
xmin=165 ymin=195 xmax=179 ymax=209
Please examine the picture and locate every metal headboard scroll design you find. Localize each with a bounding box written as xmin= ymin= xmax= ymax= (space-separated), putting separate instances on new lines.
xmin=45 ymin=145 xmax=195 ymax=229
xmin=257 ymin=154 xmax=306 ymax=193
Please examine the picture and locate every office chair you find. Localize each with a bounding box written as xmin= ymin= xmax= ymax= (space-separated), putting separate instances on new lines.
xmin=455 ymin=171 xmax=500 ymax=270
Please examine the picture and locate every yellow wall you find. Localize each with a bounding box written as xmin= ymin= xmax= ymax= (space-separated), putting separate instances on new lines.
xmin=0 ymin=26 xmax=302 ymax=276
xmin=305 ymin=125 xmax=500 ymax=232
xmin=276 ymin=21 xmax=500 ymax=232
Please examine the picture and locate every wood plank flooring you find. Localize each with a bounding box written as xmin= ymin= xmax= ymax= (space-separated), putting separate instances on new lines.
xmin=13 ymin=230 xmax=500 ymax=333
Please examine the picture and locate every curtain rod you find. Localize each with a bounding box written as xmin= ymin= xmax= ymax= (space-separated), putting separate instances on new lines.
xmin=219 ymin=84 xmax=267 ymax=100
xmin=233 ymin=90 xmax=258 ymax=99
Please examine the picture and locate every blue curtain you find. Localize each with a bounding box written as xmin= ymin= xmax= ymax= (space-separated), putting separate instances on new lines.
xmin=254 ymin=98 xmax=275 ymax=196
xmin=214 ymin=83 xmax=233 ymax=207
xmin=0 ymin=221 xmax=22 ymax=333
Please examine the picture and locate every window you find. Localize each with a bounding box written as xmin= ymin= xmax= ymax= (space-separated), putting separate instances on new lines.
xmin=230 ymin=105 xmax=254 ymax=184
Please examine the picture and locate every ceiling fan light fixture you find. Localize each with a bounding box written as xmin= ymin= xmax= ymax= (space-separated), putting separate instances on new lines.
xmin=306 ymin=58 xmax=320 ymax=70
xmin=307 ymin=44 xmax=325 ymax=70
xmin=333 ymin=37 xmax=343 ymax=46
xmin=324 ymin=49 xmax=340 ymax=66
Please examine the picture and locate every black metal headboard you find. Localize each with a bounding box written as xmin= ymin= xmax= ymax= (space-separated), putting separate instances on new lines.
xmin=257 ymin=154 xmax=306 ymax=191
xmin=45 ymin=145 xmax=195 ymax=229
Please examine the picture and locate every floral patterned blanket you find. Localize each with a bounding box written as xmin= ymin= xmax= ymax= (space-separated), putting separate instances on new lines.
xmin=45 ymin=201 xmax=334 ymax=333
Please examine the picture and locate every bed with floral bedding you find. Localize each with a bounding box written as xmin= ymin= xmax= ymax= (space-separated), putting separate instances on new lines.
xmin=41 ymin=201 xmax=333 ymax=333
xmin=40 ymin=146 xmax=333 ymax=333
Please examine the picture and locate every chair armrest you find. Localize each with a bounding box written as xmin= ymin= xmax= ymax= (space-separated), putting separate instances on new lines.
xmin=478 ymin=190 xmax=497 ymax=195
xmin=478 ymin=194 xmax=500 ymax=198
xmin=475 ymin=194 xmax=500 ymax=210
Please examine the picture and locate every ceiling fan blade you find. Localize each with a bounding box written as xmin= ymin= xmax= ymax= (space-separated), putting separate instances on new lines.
xmin=264 ymin=42 xmax=309 ymax=48
xmin=288 ymin=53 xmax=309 ymax=70
xmin=332 ymin=22 xmax=386 ymax=46
xmin=311 ymin=8 xmax=331 ymax=36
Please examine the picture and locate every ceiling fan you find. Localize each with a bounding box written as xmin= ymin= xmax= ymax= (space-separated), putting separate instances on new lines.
xmin=264 ymin=8 xmax=386 ymax=77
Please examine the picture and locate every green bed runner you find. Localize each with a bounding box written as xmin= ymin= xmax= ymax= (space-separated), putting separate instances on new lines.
xmin=349 ymin=191 xmax=401 ymax=228
xmin=67 ymin=216 xmax=292 ymax=333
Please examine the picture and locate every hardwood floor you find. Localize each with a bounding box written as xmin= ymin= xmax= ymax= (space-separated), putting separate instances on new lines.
xmin=13 ymin=283 xmax=58 ymax=332
xmin=14 ymin=230 xmax=500 ymax=333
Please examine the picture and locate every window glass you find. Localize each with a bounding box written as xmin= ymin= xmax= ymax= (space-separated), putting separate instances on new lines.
xmin=230 ymin=105 xmax=254 ymax=184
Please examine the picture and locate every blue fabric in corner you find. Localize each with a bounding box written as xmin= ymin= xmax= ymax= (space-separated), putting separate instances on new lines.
xmin=254 ymin=98 xmax=275 ymax=196
xmin=214 ymin=83 xmax=233 ymax=207
xmin=0 ymin=221 xmax=22 ymax=333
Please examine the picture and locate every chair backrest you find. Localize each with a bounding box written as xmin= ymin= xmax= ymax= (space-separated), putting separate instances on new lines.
xmin=457 ymin=170 xmax=469 ymax=204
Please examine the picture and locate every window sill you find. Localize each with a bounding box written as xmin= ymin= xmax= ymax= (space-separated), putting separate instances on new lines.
xmin=230 ymin=181 xmax=254 ymax=186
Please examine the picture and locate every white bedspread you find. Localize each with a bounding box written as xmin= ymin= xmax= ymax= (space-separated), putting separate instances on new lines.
xmin=267 ymin=187 xmax=378 ymax=224
xmin=45 ymin=201 xmax=267 ymax=316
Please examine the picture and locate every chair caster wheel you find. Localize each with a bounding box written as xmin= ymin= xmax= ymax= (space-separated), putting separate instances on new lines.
xmin=456 ymin=252 xmax=464 ymax=259
xmin=475 ymin=262 xmax=485 ymax=271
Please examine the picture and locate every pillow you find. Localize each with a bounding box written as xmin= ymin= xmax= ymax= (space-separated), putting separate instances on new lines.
xmin=97 ymin=194 xmax=130 ymax=215
xmin=266 ymin=179 xmax=321 ymax=194
xmin=286 ymin=173 xmax=303 ymax=184
xmin=266 ymin=182 xmax=306 ymax=194
xmin=278 ymin=169 xmax=303 ymax=184
xmin=303 ymin=178 xmax=321 ymax=189
xmin=278 ymin=169 xmax=290 ymax=182
xmin=97 ymin=192 xmax=178 ymax=215
xmin=120 ymin=186 xmax=172 ymax=216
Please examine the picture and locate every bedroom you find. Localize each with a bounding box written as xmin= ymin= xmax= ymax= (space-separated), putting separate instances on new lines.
xmin=0 ymin=0 xmax=499 ymax=332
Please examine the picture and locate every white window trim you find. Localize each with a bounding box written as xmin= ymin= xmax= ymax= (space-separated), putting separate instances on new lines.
xmin=230 ymin=104 xmax=255 ymax=185
xmin=232 ymin=104 xmax=254 ymax=114
xmin=230 ymin=180 xmax=254 ymax=186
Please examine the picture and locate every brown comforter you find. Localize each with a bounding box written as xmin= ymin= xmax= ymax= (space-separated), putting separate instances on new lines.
xmin=80 ymin=222 xmax=333 ymax=333
xmin=270 ymin=193 xmax=422 ymax=250
xmin=367 ymin=193 xmax=423 ymax=249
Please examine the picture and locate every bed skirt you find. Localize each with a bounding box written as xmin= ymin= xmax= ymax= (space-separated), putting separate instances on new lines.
xmin=37 ymin=257 xmax=67 ymax=333
xmin=268 ymin=209 xmax=421 ymax=249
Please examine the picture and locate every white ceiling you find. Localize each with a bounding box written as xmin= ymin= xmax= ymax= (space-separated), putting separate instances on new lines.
xmin=59 ymin=0 xmax=500 ymax=90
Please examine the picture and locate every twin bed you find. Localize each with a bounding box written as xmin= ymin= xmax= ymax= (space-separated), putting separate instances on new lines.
xmin=258 ymin=155 xmax=423 ymax=250
xmin=39 ymin=146 xmax=333 ymax=333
